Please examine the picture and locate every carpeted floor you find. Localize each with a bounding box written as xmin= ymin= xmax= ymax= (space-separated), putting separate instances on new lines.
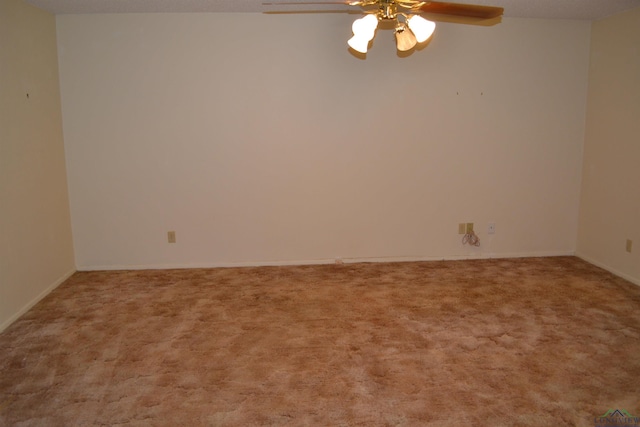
xmin=1 ymin=256 xmax=640 ymax=426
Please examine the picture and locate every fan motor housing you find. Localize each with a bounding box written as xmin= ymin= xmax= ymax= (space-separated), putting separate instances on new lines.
xmin=379 ymin=0 xmax=398 ymax=19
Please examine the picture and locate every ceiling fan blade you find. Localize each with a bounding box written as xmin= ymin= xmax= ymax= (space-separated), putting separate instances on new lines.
xmin=264 ymin=9 xmax=360 ymax=14
xmin=263 ymin=1 xmax=362 ymax=5
xmin=418 ymin=1 xmax=503 ymax=19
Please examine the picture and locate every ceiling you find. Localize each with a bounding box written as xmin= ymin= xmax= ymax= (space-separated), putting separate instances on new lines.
xmin=26 ymin=0 xmax=640 ymax=20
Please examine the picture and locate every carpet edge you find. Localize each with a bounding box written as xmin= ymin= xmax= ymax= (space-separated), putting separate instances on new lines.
xmin=75 ymin=250 xmax=576 ymax=271
xmin=576 ymin=253 xmax=640 ymax=286
xmin=0 ymin=267 xmax=76 ymax=333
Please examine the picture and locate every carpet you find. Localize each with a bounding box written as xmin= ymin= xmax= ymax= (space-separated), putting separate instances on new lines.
xmin=1 ymin=256 xmax=639 ymax=426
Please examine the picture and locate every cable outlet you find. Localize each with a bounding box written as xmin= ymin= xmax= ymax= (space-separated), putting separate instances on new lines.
xmin=466 ymin=223 xmax=474 ymax=233
xmin=168 ymin=231 xmax=176 ymax=243
xmin=458 ymin=223 xmax=466 ymax=234
xmin=488 ymin=222 xmax=496 ymax=234
xmin=626 ymin=239 xmax=633 ymax=253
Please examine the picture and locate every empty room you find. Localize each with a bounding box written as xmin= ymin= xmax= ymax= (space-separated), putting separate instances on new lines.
xmin=1 ymin=0 xmax=639 ymax=425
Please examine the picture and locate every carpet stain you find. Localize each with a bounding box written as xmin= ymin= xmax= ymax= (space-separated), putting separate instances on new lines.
xmin=1 ymin=257 xmax=640 ymax=426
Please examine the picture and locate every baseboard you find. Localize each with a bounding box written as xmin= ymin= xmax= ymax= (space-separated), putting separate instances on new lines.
xmin=341 ymin=250 xmax=576 ymax=264
xmin=77 ymin=250 xmax=576 ymax=271
xmin=0 ymin=268 xmax=76 ymax=333
xmin=576 ymin=253 xmax=640 ymax=287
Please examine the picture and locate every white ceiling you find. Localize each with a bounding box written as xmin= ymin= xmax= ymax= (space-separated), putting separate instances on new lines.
xmin=25 ymin=0 xmax=640 ymax=20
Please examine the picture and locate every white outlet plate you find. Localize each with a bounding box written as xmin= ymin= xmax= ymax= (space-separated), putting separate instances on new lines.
xmin=488 ymin=223 xmax=496 ymax=234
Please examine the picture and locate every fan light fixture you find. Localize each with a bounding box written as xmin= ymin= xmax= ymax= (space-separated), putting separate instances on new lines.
xmin=266 ymin=0 xmax=504 ymax=54
xmin=407 ymin=15 xmax=436 ymax=43
xmin=348 ymin=2 xmax=435 ymax=54
xmin=394 ymin=24 xmax=418 ymax=52
xmin=262 ymin=0 xmax=504 ymax=53
xmin=347 ymin=14 xmax=379 ymax=53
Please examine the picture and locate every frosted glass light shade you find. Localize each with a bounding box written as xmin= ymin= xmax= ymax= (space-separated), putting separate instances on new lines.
xmin=407 ymin=15 xmax=436 ymax=43
xmin=395 ymin=27 xmax=417 ymax=52
xmin=352 ymin=14 xmax=378 ymax=41
xmin=348 ymin=34 xmax=370 ymax=53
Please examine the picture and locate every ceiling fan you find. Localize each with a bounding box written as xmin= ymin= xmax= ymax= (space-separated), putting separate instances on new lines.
xmin=263 ymin=1 xmax=504 ymax=54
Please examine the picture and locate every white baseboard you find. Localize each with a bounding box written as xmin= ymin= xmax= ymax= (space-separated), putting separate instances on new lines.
xmin=576 ymin=253 xmax=640 ymax=286
xmin=0 ymin=268 xmax=76 ymax=333
xmin=77 ymin=250 xmax=576 ymax=271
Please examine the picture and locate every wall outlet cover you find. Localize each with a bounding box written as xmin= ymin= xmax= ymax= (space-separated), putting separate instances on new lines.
xmin=488 ymin=222 xmax=496 ymax=234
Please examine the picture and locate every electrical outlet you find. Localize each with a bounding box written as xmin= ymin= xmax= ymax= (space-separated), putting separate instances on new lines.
xmin=488 ymin=222 xmax=496 ymax=234
xmin=626 ymin=239 xmax=633 ymax=253
xmin=458 ymin=223 xmax=466 ymax=234
xmin=466 ymin=223 xmax=474 ymax=233
xmin=168 ymin=231 xmax=176 ymax=243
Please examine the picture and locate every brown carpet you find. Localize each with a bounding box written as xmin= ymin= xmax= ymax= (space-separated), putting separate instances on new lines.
xmin=1 ymin=256 xmax=640 ymax=426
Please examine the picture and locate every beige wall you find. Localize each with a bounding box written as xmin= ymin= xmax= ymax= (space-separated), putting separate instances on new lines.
xmin=56 ymin=13 xmax=591 ymax=270
xmin=577 ymin=7 xmax=640 ymax=285
xmin=0 ymin=0 xmax=75 ymax=330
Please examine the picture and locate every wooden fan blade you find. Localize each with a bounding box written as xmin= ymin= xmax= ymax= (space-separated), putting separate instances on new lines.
xmin=419 ymin=1 xmax=503 ymax=19
xmin=264 ymin=9 xmax=360 ymax=14
xmin=263 ymin=1 xmax=361 ymax=5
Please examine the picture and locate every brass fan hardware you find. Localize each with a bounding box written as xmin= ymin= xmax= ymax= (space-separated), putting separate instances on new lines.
xmin=263 ymin=0 xmax=504 ymax=54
